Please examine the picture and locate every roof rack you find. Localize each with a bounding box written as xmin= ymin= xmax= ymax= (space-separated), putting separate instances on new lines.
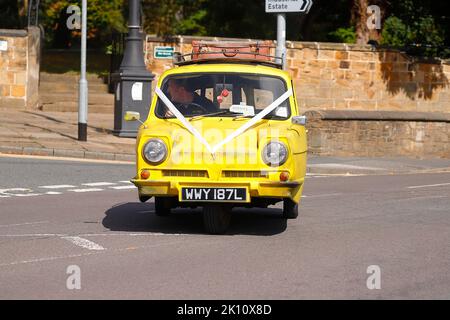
xmin=173 ymin=40 xmax=283 ymax=69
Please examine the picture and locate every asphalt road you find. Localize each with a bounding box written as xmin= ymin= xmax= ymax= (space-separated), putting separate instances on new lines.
xmin=0 ymin=155 xmax=449 ymax=299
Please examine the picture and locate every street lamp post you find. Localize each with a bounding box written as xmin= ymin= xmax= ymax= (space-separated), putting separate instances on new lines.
xmin=112 ymin=0 xmax=154 ymax=137
xmin=78 ymin=0 xmax=88 ymax=141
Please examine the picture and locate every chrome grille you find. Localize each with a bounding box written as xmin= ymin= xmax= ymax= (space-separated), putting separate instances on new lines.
xmin=162 ymin=170 xmax=208 ymax=178
xmin=222 ymin=170 xmax=268 ymax=178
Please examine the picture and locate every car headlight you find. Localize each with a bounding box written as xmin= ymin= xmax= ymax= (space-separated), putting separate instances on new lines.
xmin=142 ymin=138 xmax=168 ymax=164
xmin=262 ymin=141 xmax=288 ymax=166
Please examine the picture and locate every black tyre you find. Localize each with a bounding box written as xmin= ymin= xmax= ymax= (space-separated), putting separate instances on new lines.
xmin=203 ymin=205 xmax=232 ymax=234
xmin=139 ymin=195 xmax=151 ymax=203
xmin=154 ymin=197 xmax=171 ymax=216
xmin=283 ymin=199 xmax=299 ymax=219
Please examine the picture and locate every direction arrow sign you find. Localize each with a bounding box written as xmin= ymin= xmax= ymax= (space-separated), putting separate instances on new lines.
xmin=265 ymin=0 xmax=313 ymax=13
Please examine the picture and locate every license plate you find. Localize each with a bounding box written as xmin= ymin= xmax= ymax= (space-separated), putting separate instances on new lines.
xmin=180 ymin=187 xmax=248 ymax=202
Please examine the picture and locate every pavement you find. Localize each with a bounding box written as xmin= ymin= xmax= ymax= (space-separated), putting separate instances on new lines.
xmin=0 ymin=108 xmax=135 ymax=162
xmin=1 ymin=156 xmax=449 ymax=299
xmin=1 ymin=108 xmax=449 ymax=175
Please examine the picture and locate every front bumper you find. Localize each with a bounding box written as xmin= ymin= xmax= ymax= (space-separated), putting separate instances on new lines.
xmin=131 ymin=178 xmax=304 ymax=203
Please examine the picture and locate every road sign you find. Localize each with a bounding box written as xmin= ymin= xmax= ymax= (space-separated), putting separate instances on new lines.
xmin=154 ymin=46 xmax=175 ymax=59
xmin=265 ymin=0 xmax=313 ymax=13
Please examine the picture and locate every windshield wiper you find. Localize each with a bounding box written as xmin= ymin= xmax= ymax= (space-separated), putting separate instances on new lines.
xmin=189 ymin=110 xmax=236 ymax=121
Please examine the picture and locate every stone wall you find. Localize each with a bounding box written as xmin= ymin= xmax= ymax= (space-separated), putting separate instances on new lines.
xmin=144 ymin=35 xmax=450 ymax=113
xmin=305 ymin=110 xmax=450 ymax=159
xmin=0 ymin=27 xmax=40 ymax=109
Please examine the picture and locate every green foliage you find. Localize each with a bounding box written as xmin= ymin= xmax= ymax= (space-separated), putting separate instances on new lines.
xmin=381 ymin=15 xmax=446 ymax=58
xmin=0 ymin=0 xmax=20 ymax=28
xmin=175 ymin=9 xmax=207 ymax=35
xmin=3 ymin=0 xmax=448 ymax=58
xmin=40 ymin=0 xmax=126 ymax=48
xmin=328 ymin=27 xmax=356 ymax=44
xmin=381 ymin=16 xmax=409 ymax=47
xmin=142 ymin=0 xmax=208 ymax=36
xmin=382 ymin=0 xmax=449 ymax=58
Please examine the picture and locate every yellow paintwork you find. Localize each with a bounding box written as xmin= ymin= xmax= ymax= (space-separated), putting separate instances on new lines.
xmin=131 ymin=63 xmax=307 ymax=204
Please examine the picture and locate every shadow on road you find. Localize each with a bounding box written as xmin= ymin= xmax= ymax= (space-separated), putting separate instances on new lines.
xmin=102 ymin=202 xmax=287 ymax=236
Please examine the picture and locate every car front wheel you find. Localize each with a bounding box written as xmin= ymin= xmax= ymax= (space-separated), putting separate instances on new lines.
xmin=154 ymin=197 xmax=171 ymax=216
xmin=203 ymin=205 xmax=232 ymax=234
xmin=283 ymin=199 xmax=299 ymax=219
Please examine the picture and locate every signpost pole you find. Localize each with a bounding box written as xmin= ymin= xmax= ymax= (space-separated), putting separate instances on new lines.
xmin=78 ymin=0 xmax=88 ymax=141
xmin=276 ymin=13 xmax=287 ymax=70
xmin=266 ymin=0 xmax=313 ymax=70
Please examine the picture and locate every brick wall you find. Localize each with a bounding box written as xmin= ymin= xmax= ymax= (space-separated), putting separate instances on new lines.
xmin=144 ymin=36 xmax=450 ymax=113
xmin=305 ymin=110 xmax=450 ymax=158
xmin=0 ymin=27 xmax=40 ymax=109
xmin=287 ymin=42 xmax=449 ymax=113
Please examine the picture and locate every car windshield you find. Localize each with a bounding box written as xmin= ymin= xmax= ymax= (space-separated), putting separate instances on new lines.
xmin=155 ymin=73 xmax=291 ymax=120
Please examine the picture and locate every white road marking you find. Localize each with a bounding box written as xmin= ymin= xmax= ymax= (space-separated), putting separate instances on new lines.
xmin=110 ymin=185 xmax=136 ymax=190
xmin=68 ymin=188 xmax=104 ymax=193
xmin=0 ymin=240 xmax=187 ymax=268
xmin=0 ymin=221 xmax=49 ymax=228
xmin=396 ymin=195 xmax=448 ymax=202
xmin=61 ymin=236 xmax=106 ymax=251
xmin=78 ymin=232 xmax=189 ymax=237
xmin=82 ymin=182 xmax=117 ymax=187
xmin=39 ymin=185 xmax=76 ymax=189
xmin=0 ymin=232 xmax=188 ymax=238
xmin=302 ymin=193 xmax=343 ymax=198
xmin=12 ymin=193 xmax=43 ymax=197
xmin=0 ymin=188 xmax=35 ymax=196
xmin=0 ymin=233 xmax=64 ymax=237
xmin=0 ymin=181 xmax=136 ymax=197
xmin=0 ymin=153 xmax=133 ymax=165
xmin=407 ymin=182 xmax=450 ymax=189
xmin=0 ymin=252 xmax=100 ymax=267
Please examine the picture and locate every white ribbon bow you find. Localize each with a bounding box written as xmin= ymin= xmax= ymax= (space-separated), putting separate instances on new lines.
xmin=155 ymin=87 xmax=293 ymax=156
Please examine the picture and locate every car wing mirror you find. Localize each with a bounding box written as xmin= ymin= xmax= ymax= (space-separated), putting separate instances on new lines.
xmin=124 ymin=111 xmax=147 ymax=129
xmin=124 ymin=111 xmax=141 ymax=121
xmin=292 ymin=115 xmax=307 ymax=126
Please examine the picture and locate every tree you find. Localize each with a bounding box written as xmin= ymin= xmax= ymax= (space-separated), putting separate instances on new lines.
xmin=351 ymin=0 xmax=388 ymax=45
xmin=142 ymin=0 xmax=208 ymax=36
xmin=39 ymin=0 xmax=126 ymax=48
xmin=0 ymin=0 xmax=21 ymax=28
xmin=380 ymin=0 xmax=448 ymax=57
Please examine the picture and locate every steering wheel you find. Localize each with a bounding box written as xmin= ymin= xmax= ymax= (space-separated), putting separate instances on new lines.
xmin=178 ymin=102 xmax=209 ymax=116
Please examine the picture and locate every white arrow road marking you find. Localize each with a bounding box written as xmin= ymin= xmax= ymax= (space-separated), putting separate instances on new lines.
xmin=39 ymin=185 xmax=76 ymax=189
xmin=61 ymin=236 xmax=106 ymax=251
xmin=0 ymin=233 xmax=65 ymax=237
xmin=407 ymin=182 xmax=450 ymax=189
xmin=302 ymin=193 xmax=343 ymax=198
xmin=110 ymin=185 xmax=136 ymax=190
xmin=68 ymin=188 xmax=104 ymax=193
xmin=0 ymin=188 xmax=42 ymax=197
xmin=82 ymin=182 xmax=117 ymax=187
xmin=0 ymin=252 xmax=100 ymax=267
xmin=0 ymin=221 xmax=49 ymax=228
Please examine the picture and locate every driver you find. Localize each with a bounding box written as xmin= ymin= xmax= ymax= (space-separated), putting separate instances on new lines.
xmin=164 ymin=79 xmax=217 ymax=117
